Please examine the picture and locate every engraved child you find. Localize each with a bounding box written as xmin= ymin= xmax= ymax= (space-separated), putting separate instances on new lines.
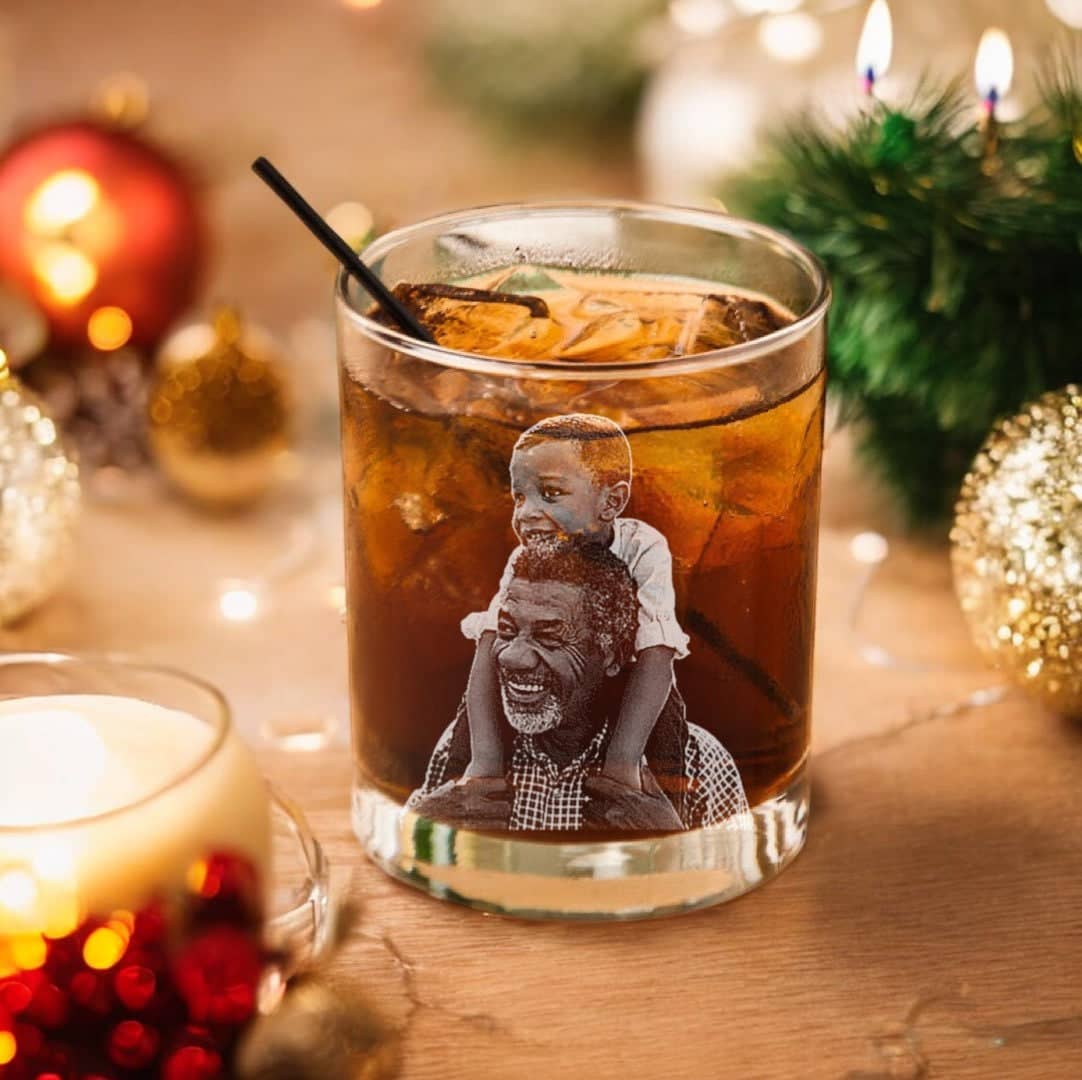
xmin=461 ymin=413 xmax=690 ymax=791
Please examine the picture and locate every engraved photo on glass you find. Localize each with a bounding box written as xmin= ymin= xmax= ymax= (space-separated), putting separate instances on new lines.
xmin=336 ymin=204 xmax=829 ymax=919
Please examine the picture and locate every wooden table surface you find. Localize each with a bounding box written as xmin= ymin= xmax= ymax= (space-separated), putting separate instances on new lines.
xmin=7 ymin=435 xmax=1080 ymax=1080
xmin=264 ymin=448 xmax=1082 ymax=1080
xmin=5 ymin=2 xmax=1081 ymax=1076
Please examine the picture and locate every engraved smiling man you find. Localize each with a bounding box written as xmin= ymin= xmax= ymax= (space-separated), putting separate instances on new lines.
xmin=408 ymin=540 xmax=749 ymax=832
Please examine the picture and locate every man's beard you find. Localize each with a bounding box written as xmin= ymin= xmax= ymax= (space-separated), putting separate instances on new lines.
xmin=499 ymin=677 xmax=564 ymax=735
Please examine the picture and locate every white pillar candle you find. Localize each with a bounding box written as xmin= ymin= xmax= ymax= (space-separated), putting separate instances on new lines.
xmin=0 ymin=694 xmax=270 ymax=938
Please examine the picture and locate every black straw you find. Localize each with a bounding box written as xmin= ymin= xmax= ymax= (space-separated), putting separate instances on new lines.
xmin=251 ymin=156 xmax=435 ymax=344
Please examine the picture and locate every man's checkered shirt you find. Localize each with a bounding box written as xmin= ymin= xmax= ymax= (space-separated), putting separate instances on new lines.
xmin=413 ymin=720 xmax=749 ymax=831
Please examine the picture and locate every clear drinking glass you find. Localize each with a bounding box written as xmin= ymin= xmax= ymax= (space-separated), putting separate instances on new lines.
xmin=336 ymin=203 xmax=829 ymax=919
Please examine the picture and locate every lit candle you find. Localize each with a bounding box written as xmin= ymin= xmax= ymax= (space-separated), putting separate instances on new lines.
xmin=0 ymin=694 xmax=269 ymax=937
xmin=974 ymin=28 xmax=1013 ymax=160
xmin=975 ymin=27 xmax=1014 ymax=122
xmin=855 ymin=0 xmax=892 ymax=96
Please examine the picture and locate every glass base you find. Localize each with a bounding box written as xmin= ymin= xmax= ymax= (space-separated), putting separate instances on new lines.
xmin=352 ymin=770 xmax=807 ymax=920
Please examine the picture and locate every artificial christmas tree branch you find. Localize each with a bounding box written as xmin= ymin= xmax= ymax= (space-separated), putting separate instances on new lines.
xmin=727 ymin=65 xmax=1082 ymax=527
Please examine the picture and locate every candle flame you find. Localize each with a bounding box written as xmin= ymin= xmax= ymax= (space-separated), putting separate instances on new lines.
xmin=855 ymin=0 xmax=892 ymax=85
xmin=975 ymin=28 xmax=1013 ymax=103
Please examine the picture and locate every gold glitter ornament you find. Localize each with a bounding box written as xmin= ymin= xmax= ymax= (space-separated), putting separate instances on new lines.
xmin=149 ymin=308 xmax=293 ymax=510
xmin=0 ymin=351 xmax=81 ymax=624
xmin=951 ymin=385 xmax=1082 ymax=718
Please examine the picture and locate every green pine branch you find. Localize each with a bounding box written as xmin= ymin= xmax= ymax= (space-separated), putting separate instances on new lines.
xmin=726 ymin=70 xmax=1082 ymax=528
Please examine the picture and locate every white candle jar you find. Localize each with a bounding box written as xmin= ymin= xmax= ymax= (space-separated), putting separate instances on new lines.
xmin=0 ymin=653 xmax=327 ymax=1077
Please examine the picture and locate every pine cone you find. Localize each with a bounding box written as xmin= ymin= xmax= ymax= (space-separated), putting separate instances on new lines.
xmin=21 ymin=347 xmax=152 ymax=472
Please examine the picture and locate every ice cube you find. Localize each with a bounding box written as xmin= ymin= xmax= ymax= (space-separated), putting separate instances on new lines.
xmin=574 ymin=292 xmax=629 ymax=317
xmin=501 ymin=314 xmax=564 ymax=359
xmin=393 ymin=282 xmax=559 ymax=359
xmin=678 ymin=295 xmax=792 ymax=355
xmin=565 ymin=289 xmax=719 ymax=363
xmin=559 ymin=311 xmax=645 ymax=361
xmin=394 ymin=491 xmax=446 ymax=534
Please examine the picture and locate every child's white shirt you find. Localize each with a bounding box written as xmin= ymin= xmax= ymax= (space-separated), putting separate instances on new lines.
xmin=460 ymin=518 xmax=690 ymax=659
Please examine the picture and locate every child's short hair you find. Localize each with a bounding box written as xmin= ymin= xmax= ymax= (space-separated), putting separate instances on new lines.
xmin=514 ymin=414 xmax=632 ymax=489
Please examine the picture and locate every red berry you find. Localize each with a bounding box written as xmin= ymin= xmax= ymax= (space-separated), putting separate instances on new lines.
xmin=106 ymin=1019 xmax=159 ymax=1070
xmin=68 ymin=972 xmax=111 ymax=1016
xmin=171 ymin=927 xmax=262 ymax=1026
xmin=113 ymin=965 xmax=156 ymax=1012
xmin=161 ymin=1044 xmax=223 ymax=1080
xmin=24 ymin=983 xmax=67 ymax=1029
xmin=187 ymin=853 xmax=263 ymax=928
xmin=0 ymin=979 xmax=32 ymax=1016
xmin=132 ymin=903 xmax=168 ymax=948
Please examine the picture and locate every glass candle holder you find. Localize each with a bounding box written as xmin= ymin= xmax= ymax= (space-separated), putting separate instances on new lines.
xmin=0 ymin=652 xmax=327 ymax=1077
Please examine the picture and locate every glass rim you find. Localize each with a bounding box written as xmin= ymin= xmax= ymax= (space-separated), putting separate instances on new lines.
xmin=335 ymin=200 xmax=831 ymax=380
xmin=0 ymin=651 xmax=231 ymax=834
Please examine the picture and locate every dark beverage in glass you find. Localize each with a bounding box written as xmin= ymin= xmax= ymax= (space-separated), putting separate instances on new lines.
xmin=337 ymin=205 xmax=829 ymax=919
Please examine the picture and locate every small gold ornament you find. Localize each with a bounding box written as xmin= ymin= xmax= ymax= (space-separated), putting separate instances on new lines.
xmin=0 ymin=351 xmax=81 ymax=624
xmin=951 ymin=385 xmax=1082 ymax=717
xmin=149 ymin=308 xmax=293 ymax=510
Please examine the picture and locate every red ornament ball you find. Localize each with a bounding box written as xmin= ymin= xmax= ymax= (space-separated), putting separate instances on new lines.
xmin=0 ymin=120 xmax=204 ymax=348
